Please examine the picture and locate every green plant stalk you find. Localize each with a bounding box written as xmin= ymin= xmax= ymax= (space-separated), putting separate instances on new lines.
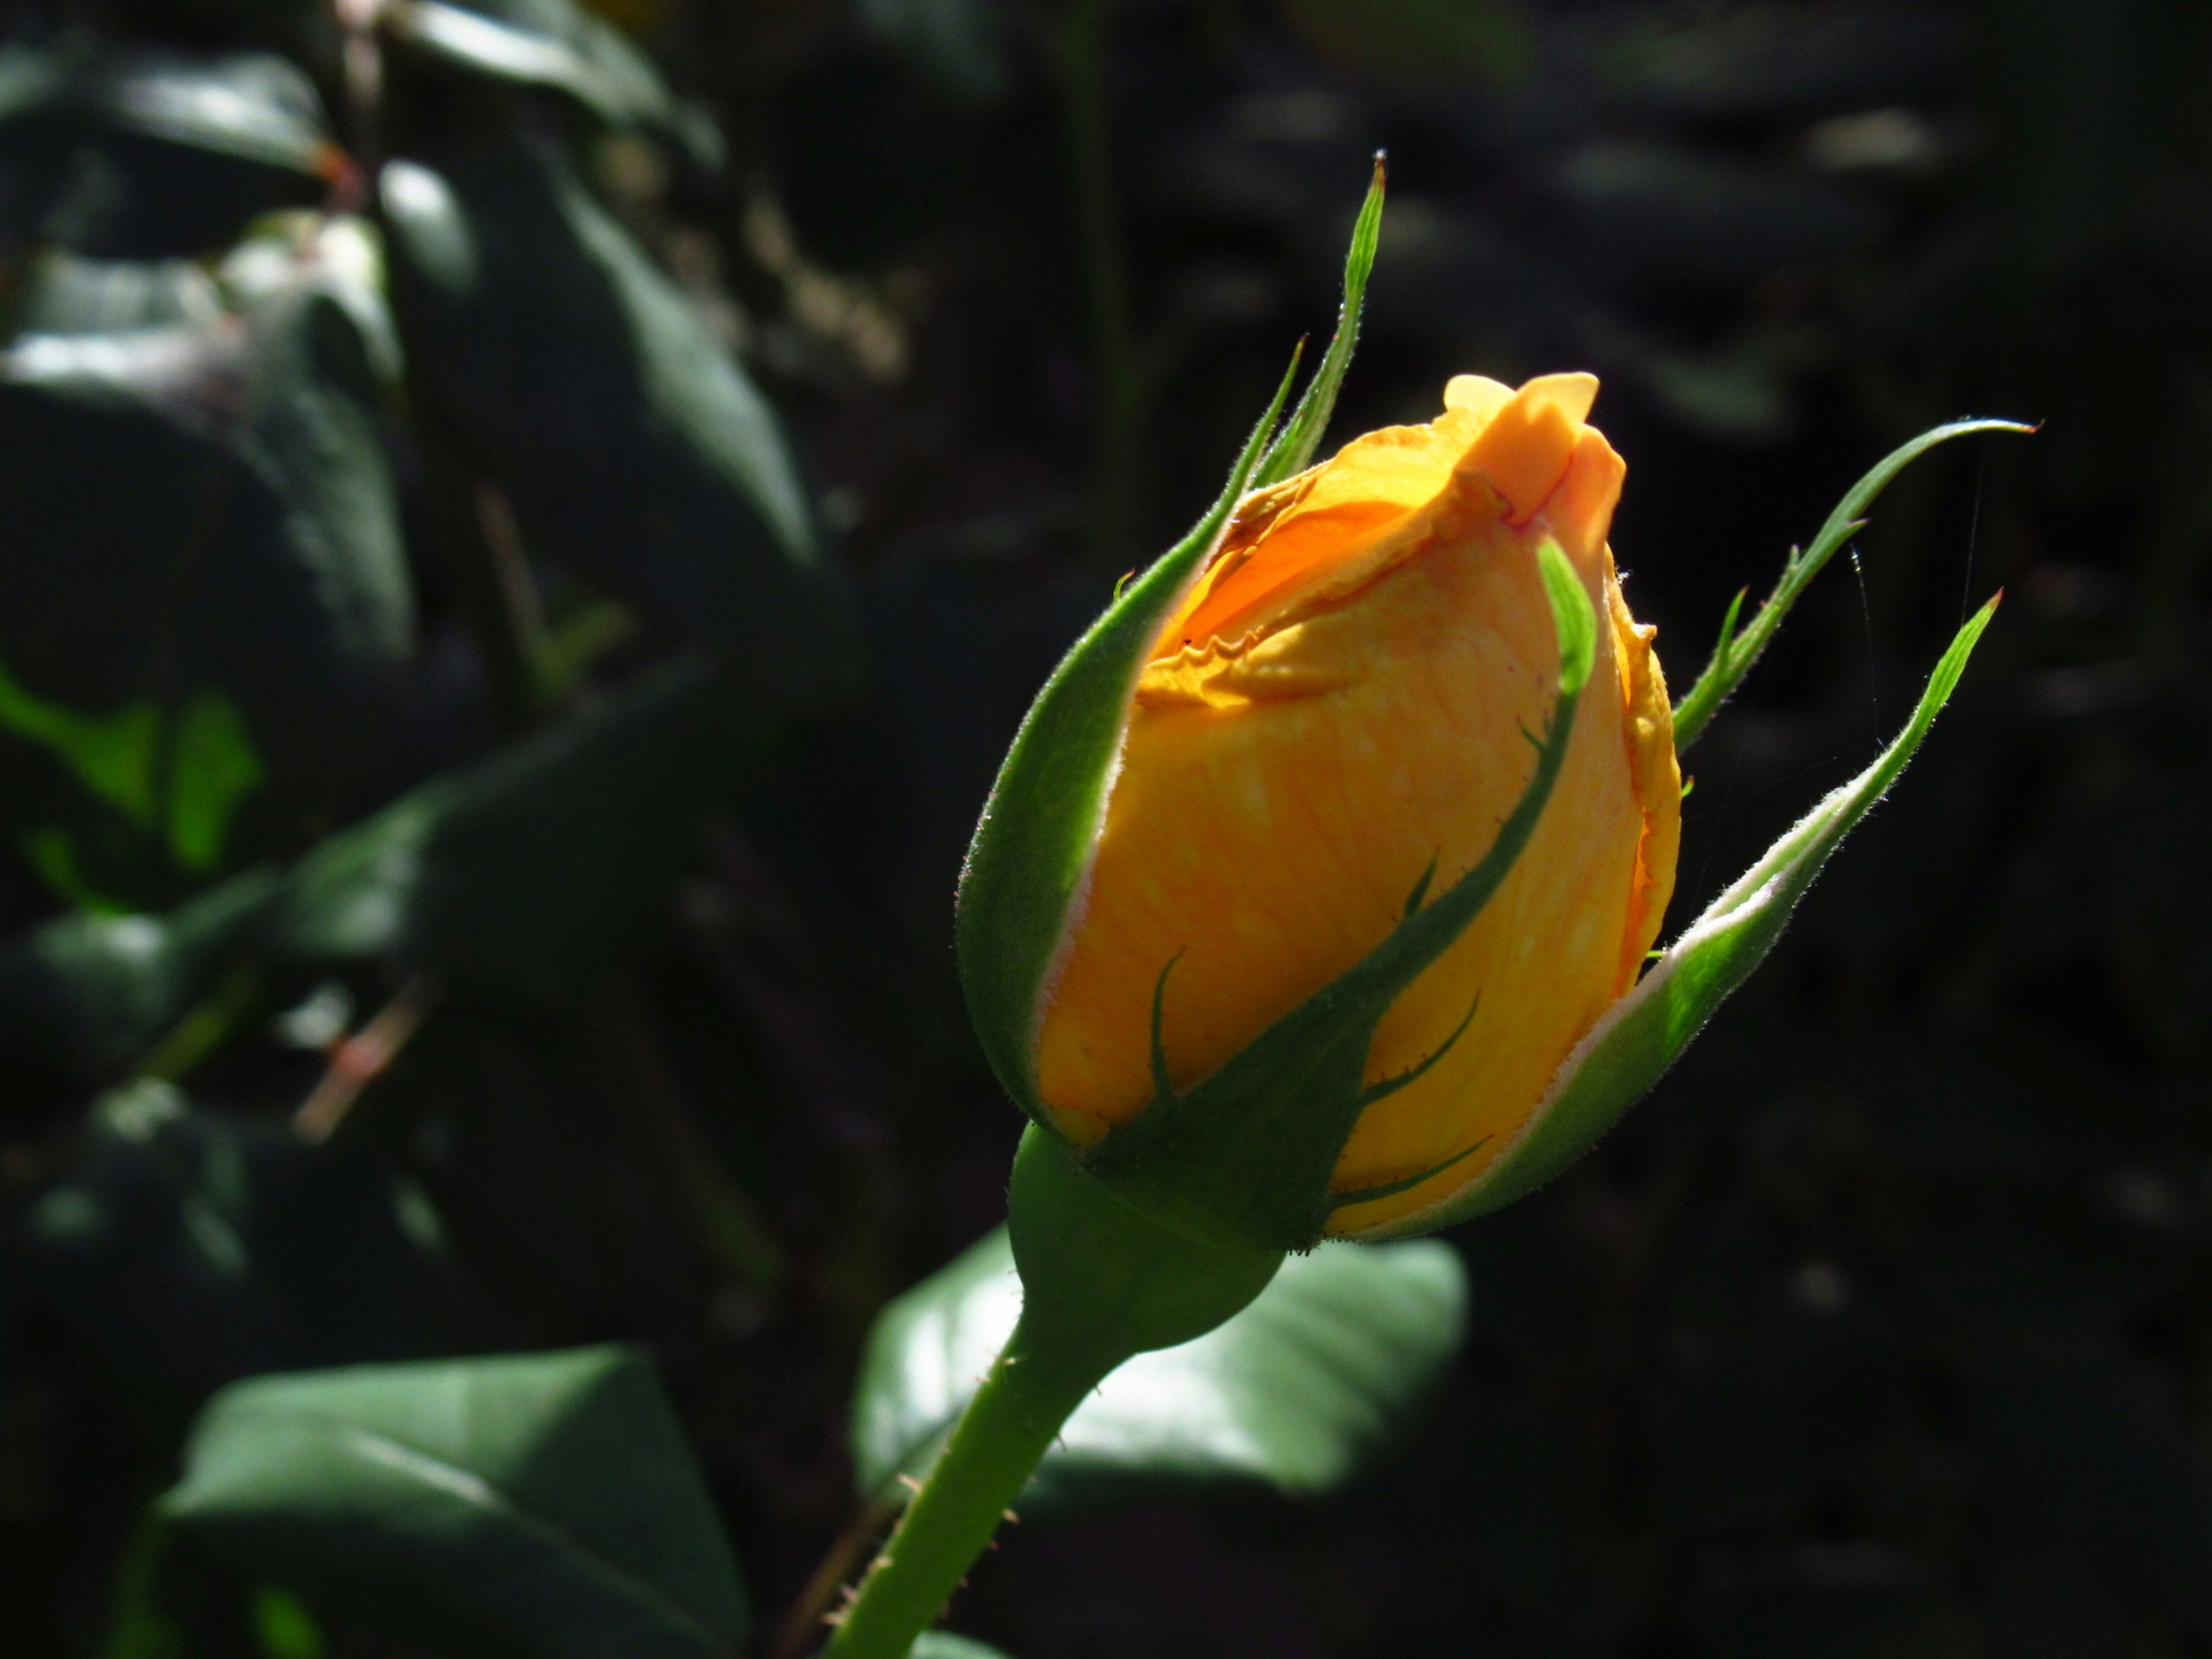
xmin=820 ymin=1129 xmax=1281 ymax=1658
xmin=819 ymin=1315 xmax=1106 ymax=1659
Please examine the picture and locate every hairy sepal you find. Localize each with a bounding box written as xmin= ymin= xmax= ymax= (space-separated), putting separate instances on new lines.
xmin=1351 ymin=593 xmax=2002 ymax=1239
xmin=1671 ymin=419 xmax=2029 ymax=751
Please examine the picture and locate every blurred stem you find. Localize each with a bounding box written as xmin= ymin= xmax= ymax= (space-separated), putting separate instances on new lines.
xmin=772 ymin=1491 xmax=902 ymax=1659
xmin=403 ymin=374 xmax=543 ymax=733
xmin=1048 ymin=0 xmax=1141 ymax=565
xmin=294 ymin=975 xmax=441 ymax=1143
xmin=334 ymin=0 xmax=384 ymax=184
xmin=134 ymin=961 xmax=262 ymax=1085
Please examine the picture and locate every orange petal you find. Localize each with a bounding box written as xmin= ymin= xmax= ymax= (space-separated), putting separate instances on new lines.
xmin=1464 ymin=372 xmax=1599 ymax=525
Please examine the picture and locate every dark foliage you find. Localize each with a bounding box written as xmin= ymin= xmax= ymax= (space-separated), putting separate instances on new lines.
xmin=2 ymin=0 xmax=2210 ymax=1654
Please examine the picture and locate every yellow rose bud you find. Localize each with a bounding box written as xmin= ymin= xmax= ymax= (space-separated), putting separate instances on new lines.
xmin=1034 ymin=371 xmax=1681 ymax=1235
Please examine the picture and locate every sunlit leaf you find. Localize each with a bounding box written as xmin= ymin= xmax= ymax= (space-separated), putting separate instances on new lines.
xmin=0 ymin=48 xmax=339 ymax=257
xmin=851 ymin=1226 xmax=1467 ymax=1511
xmin=384 ymin=0 xmax=721 ymax=165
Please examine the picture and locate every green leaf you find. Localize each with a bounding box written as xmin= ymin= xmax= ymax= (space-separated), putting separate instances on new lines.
xmin=166 ymin=692 xmax=267 ymax=874
xmin=267 ymin=654 xmax=766 ymax=1007
xmin=0 ymin=48 xmax=336 ymax=174
xmin=0 ymin=870 xmax=280 ymax=1084
xmin=163 ymin=1347 xmax=748 ymax=1659
xmin=911 ymin=1637 xmax=1012 ymax=1659
xmin=851 ymin=1225 xmax=1466 ymax=1512
xmin=0 ymin=228 xmax=412 ymax=900
xmin=0 ymin=654 xmax=267 ymax=896
xmin=0 ymin=656 xmax=767 ymax=1088
xmin=383 ymin=0 xmax=721 ymax=166
xmin=1670 ymin=419 xmax=2029 ymax=750
xmin=1079 ymin=540 xmax=1594 ymax=1251
xmin=1358 ymin=594 xmax=2002 ymax=1237
xmin=21 ymin=1079 xmax=442 ymax=1438
xmin=251 ymin=1587 xmax=325 ymax=1659
xmin=9 ymin=251 xmax=225 ymax=335
xmin=0 ymin=49 xmax=338 ymax=258
xmin=380 ymin=142 xmax=858 ymax=713
xmin=0 ymin=650 xmax=162 ymax=829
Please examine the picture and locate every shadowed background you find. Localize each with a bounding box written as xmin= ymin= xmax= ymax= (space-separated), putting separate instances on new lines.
xmin=2 ymin=0 xmax=2210 ymax=1655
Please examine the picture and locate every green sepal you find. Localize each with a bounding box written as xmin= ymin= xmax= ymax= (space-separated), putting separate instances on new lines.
xmin=953 ymin=355 xmax=1297 ymax=1123
xmin=1670 ymin=419 xmax=2031 ymax=751
xmin=956 ymin=169 xmax=1384 ymax=1126
xmin=1078 ymin=541 xmax=1597 ymax=1252
xmin=1250 ymin=156 xmax=1385 ymax=491
xmin=1351 ymin=592 xmax=2002 ymax=1238
xmin=1008 ymin=1126 xmax=1283 ymax=1377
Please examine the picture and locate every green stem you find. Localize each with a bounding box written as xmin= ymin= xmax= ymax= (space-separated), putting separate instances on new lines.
xmin=820 ymin=1315 xmax=1106 ymax=1659
xmin=816 ymin=1127 xmax=1282 ymax=1657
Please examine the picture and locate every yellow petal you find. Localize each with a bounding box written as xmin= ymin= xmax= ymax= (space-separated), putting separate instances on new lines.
xmin=1036 ymin=374 xmax=1679 ymax=1233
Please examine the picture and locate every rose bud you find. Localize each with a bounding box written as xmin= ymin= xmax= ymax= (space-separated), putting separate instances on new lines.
xmin=1037 ymin=372 xmax=1677 ymax=1236
xmin=958 ymin=165 xmax=2015 ymax=1255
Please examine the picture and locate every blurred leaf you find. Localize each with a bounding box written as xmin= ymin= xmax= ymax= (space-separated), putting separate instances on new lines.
xmin=20 ymin=1079 xmax=440 ymax=1438
xmin=163 ymin=1346 xmax=750 ymax=1659
xmin=0 ymin=49 xmax=339 ymax=258
xmin=912 ymin=1637 xmax=1012 ymax=1659
xmin=0 ymin=655 xmax=766 ymax=1093
xmin=250 ymin=1586 xmax=324 ymax=1659
xmin=267 ymin=654 xmax=762 ymax=1006
xmin=858 ymin=0 xmax=1009 ymax=103
xmin=8 ymin=251 xmax=225 ymax=334
xmin=219 ymin=214 xmax=403 ymax=384
xmin=851 ymin=1226 xmax=1467 ymax=1512
xmin=1276 ymin=0 xmax=1532 ymax=89
xmin=167 ymin=691 xmax=267 ymax=873
xmin=0 ymin=866 xmax=279 ymax=1086
xmin=380 ymin=142 xmax=861 ymax=712
xmin=0 ymin=657 xmax=265 ymax=876
xmin=0 ymin=48 xmax=335 ymax=173
xmin=0 ymin=227 xmax=414 ymax=902
xmin=0 ymin=650 xmax=163 ymax=827
xmin=384 ymin=0 xmax=721 ymax=166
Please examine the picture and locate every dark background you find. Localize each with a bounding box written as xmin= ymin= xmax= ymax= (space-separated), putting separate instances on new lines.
xmin=3 ymin=0 xmax=2212 ymax=1654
